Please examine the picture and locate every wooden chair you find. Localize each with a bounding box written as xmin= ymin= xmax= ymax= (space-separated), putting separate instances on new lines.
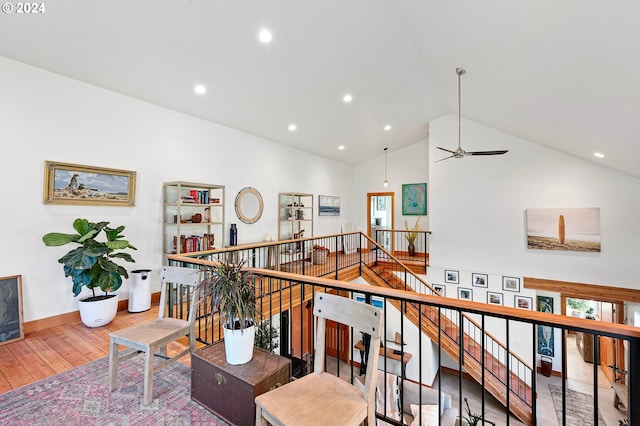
xmin=108 ymin=265 xmax=201 ymax=405
xmin=255 ymin=292 xmax=383 ymax=426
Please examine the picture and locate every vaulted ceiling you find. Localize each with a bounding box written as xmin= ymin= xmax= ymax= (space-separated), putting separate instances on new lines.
xmin=2 ymin=1 xmax=639 ymax=177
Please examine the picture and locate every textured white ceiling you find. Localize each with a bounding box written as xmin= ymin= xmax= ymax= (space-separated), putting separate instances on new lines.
xmin=1 ymin=0 xmax=639 ymax=176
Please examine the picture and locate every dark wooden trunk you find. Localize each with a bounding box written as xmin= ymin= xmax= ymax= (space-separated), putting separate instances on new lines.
xmin=191 ymin=341 xmax=291 ymax=426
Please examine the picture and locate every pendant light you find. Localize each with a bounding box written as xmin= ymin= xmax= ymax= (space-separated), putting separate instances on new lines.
xmin=383 ymin=147 xmax=388 ymax=187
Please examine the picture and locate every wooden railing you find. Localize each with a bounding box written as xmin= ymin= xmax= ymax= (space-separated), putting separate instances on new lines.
xmin=165 ymin=233 xmax=639 ymax=425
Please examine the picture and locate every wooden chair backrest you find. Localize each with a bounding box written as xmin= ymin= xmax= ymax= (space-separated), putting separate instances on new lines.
xmin=312 ymin=292 xmax=383 ymax=407
xmin=158 ymin=266 xmax=201 ymax=324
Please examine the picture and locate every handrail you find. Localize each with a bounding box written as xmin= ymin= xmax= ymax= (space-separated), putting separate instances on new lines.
xmin=167 ymin=251 xmax=640 ymax=339
xmin=168 ymin=249 xmax=640 ymax=425
xmin=362 ymin=234 xmax=535 ymax=373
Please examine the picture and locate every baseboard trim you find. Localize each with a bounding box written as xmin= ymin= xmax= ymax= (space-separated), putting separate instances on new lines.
xmin=24 ymin=292 xmax=161 ymax=335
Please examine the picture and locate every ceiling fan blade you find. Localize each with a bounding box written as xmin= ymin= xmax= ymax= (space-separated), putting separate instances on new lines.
xmin=434 ymin=155 xmax=455 ymax=163
xmin=465 ymin=150 xmax=509 ymax=156
xmin=437 ymin=146 xmax=456 ymax=154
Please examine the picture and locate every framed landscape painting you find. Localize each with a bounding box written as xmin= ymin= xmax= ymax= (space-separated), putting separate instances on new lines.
xmin=526 ymin=207 xmax=600 ymax=252
xmin=43 ymin=161 xmax=136 ymax=206
xmin=318 ymin=195 xmax=340 ymax=216
xmin=401 ymin=183 xmax=427 ymax=215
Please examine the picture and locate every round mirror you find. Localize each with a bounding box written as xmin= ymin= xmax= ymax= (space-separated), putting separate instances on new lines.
xmin=235 ymin=187 xmax=264 ymax=224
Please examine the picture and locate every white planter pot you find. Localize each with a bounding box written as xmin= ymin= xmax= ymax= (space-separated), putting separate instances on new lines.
xmin=223 ymin=323 xmax=255 ymax=365
xmin=78 ymin=294 xmax=119 ymax=328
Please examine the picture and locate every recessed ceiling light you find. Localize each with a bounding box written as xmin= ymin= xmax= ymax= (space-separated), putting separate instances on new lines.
xmin=343 ymin=94 xmax=353 ymax=103
xmin=194 ymin=84 xmax=207 ymax=95
xmin=338 ymin=145 xmax=345 ymax=150
xmin=288 ymin=124 xmax=297 ymax=131
xmin=258 ymin=28 xmax=272 ymax=43
xmin=384 ymin=125 xmax=392 ymax=131
xmin=593 ymin=152 xmax=605 ymax=158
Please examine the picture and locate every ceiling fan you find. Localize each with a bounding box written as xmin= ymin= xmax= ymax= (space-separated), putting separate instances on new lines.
xmin=436 ymin=68 xmax=508 ymax=162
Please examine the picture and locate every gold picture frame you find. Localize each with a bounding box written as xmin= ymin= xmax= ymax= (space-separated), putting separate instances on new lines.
xmin=0 ymin=275 xmax=24 ymax=346
xmin=43 ymin=161 xmax=136 ymax=206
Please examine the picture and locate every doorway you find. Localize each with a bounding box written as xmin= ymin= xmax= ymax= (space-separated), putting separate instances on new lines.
xmin=564 ymin=297 xmax=626 ymax=385
xmin=367 ymin=192 xmax=394 ymax=252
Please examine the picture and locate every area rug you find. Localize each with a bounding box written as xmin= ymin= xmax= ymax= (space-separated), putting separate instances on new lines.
xmin=0 ymin=354 xmax=229 ymax=426
xmin=549 ymin=384 xmax=605 ymax=426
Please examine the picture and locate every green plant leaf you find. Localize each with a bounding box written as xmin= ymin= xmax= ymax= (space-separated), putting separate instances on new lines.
xmin=83 ymin=239 xmax=111 ymax=257
xmin=106 ymin=240 xmax=131 ymax=250
xmin=42 ymin=233 xmax=78 ymax=246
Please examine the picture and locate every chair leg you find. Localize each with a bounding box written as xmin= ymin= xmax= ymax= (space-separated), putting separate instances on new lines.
xmin=143 ymin=346 xmax=154 ymax=405
xmin=108 ymin=337 xmax=119 ymax=392
xmin=255 ymin=404 xmax=267 ymax=426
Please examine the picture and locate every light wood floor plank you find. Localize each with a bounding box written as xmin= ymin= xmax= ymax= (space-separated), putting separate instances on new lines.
xmin=6 ymin=339 xmax=56 ymax=382
xmin=0 ymin=345 xmax=33 ymax=389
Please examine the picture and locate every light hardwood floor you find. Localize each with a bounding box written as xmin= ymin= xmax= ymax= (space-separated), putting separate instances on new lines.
xmin=0 ymin=304 xmax=195 ymax=394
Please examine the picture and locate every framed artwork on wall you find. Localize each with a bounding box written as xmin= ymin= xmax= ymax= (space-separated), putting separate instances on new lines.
xmin=472 ymin=273 xmax=488 ymax=288
xmin=487 ymin=292 xmax=503 ymax=306
xmin=502 ymin=276 xmax=521 ymax=292
xmin=401 ymin=183 xmax=427 ymax=215
xmin=43 ymin=161 xmax=136 ymax=206
xmin=537 ymin=295 xmax=554 ymax=356
xmin=433 ymin=284 xmax=446 ymax=297
xmin=515 ymin=295 xmax=533 ymax=310
xmin=445 ymin=270 xmax=459 ymax=284
xmin=458 ymin=287 xmax=473 ymax=301
xmin=318 ymin=195 xmax=340 ymax=216
xmin=376 ymin=197 xmax=386 ymax=211
xmin=525 ymin=207 xmax=601 ymax=253
xmin=0 ymin=275 xmax=24 ymax=346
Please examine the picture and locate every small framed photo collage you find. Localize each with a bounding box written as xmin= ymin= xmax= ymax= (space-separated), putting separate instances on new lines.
xmin=432 ymin=269 xmax=530 ymax=309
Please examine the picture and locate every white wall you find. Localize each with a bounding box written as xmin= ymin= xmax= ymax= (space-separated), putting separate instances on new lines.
xmin=429 ymin=114 xmax=640 ymax=288
xmin=352 ymin=140 xmax=430 ymax=233
xmin=428 ymin=114 xmax=640 ymax=371
xmin=0 ymin=57 xmax=354 ymax=323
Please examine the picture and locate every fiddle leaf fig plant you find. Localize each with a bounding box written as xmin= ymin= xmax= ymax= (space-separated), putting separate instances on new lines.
xmin=42 ymin=218 xmax=137 ymax=298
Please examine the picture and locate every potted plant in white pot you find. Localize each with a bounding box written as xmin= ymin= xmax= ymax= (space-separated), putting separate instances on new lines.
xmin=199 ymin=257 xmax=259 ymax=364
xmin=42 ymin=218 xmax=136 ymax=327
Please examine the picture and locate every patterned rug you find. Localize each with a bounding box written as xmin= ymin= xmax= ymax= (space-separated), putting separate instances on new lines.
xmin=0 ymin=354 xmax=229 ymax=425
xmin=549 ymin=384 xmax=605 ymax=426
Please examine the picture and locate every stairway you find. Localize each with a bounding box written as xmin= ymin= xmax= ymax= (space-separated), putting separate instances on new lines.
xmin=362 ymin=265 xmax=533 ymax=424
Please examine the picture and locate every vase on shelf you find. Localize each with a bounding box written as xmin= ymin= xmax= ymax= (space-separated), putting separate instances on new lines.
xmin=408 ymin=243 xmax=415 ymax=256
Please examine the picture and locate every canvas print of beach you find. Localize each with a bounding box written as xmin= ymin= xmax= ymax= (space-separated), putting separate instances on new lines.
xmin=318 ymin=195 xmax=340 ymax=216
xmin=526 ymin=207 xmax=600 ymax=252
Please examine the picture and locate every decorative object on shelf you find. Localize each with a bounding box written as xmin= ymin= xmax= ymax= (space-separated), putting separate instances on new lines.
xmin=525 ymin=207 xmax=601 ymax=252
xmin=229 ymin=223 xmax=238 ymax=246
xmin=191 ymin=213 xmax=202 ymax=223
xmin=43 ymin=161 xmax=136 ymax=206
xmin=42 ymin=218 xmax=136 ymax=327
xmin=203 ymin=207 xmax=210 ymax=223
xmin=444 ymin=269 xmax=459 ymax=284
xmin=0 ymin=275 xmax=24 ymax=345
xmin=235 ymin=187 xmax=264 ymax=224
xmin=472 ymin=273 xmax=488 ymax=288
xmin=318 ymin=195 xmax=340 ymax=216
xmin=402 ymin=183 xmax=427 ymax=215
xmin=502 ymin=276 xmax=521 ymax=292
xmin=198 ymin=258 xmax=259 ymax=364
xmin=403 ymin=216 xmax=421 ymax=256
